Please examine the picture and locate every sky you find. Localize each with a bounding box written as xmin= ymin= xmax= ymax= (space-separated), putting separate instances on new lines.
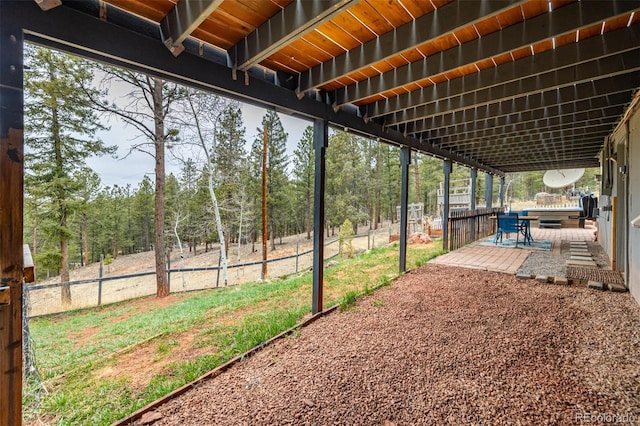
xmin=88 ymin=101 xmax=311 ymax=188
xmin=24 ymin=42 xmax=312 ymax=190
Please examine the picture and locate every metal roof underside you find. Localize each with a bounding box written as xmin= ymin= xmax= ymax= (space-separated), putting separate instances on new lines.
xmin=13 ymin=0 xmax=640 ymax=174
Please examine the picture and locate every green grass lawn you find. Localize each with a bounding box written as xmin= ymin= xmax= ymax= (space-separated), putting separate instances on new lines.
xmin=25 ymin=242 xmax=443 ymax=425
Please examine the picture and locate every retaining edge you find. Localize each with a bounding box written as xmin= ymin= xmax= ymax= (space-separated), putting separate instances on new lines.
xmin=111 ymin=304 xmax=339 ymax=426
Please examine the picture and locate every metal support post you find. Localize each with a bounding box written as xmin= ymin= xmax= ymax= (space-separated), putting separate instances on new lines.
xmin=442 ymin=160 xmax=452 ymax=251
xmin=499 ymin=176 xmax=506 ymax=208
xmin=312 ymin=119 xmax=328 ymax=314
xmin=470 ymin=167 xmax=477 ymax=240
xmin=485 ymin=173 xmax=494 ymax=208
xmin=470 ymin=168 xmax=477 ymax=211
xmin=399 ymin=147 xmax=410 ymax=273
xmin=261 ymin=126 xmax=268 ymax=279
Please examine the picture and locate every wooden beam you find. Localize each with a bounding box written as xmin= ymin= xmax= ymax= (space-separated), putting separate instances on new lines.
xmin=0 ymin=130 xmax=24 ymax=426
xmin=0 ymin=128 xmax=24 ymax=420
xmin=0 ymin=2 xmax=24 ymax=423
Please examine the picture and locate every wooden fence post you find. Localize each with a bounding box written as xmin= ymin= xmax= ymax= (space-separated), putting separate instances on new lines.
xmin=98 ymin=255 xmax=104 ymax=306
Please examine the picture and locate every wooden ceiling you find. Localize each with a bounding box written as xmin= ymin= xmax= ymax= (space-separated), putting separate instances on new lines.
xmin=27 ymin=0 xmax=640 ymax=172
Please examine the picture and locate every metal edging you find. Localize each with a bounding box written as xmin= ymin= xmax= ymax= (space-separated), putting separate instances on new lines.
xmin=110 ymin=304 xmax=339 ymax=426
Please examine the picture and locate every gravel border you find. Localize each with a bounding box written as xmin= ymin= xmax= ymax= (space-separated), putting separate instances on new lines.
xmin=516 ymin=240 xmax=612 ymax=280
xmin=141 ymin=264 xmax=640 ymax=426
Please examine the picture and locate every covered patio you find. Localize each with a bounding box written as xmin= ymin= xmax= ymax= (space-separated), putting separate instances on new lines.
xmin=432 ymin=225 xmax=599 ymax=275
xmin=2 ymin=1 xmax=640 ymax=424
xmin=129 ymin=263 xmax=640 ymax=425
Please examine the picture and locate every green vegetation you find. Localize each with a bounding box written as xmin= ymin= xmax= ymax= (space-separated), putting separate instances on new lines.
xmin=26 ymin=242 xmax=442 ymax=425
xmin=338 ymin=219 xmax=355 ymax=258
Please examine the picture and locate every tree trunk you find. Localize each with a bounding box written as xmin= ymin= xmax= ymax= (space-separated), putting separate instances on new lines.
xmin=112 ymin=227 xmax=118 ymax=259
xmin=52 ymin=88 xmax=72 ymax=305
xmin=374 ymin=146 xmax=381 ymax=230
xmin=414 ymin=154 xmax=421 ymax=203
xmin=374 ymin=191 xmax=380 ymax=230
xmin=82 ymin=214 xmax=89 ymax=266
xmin=153 ymin=78 xmax=169 ymax=298
xmin=32 ymin=207 xmax=38 ymax=281
xmin=60 ymin=237 xmax=71 ymax=305
xmin=306 ymin=178 xmax=312 ymax=239
xmin=207 ymin=171 xmax=228 ymax=284
xmin=143 ymin=218 xmax=150 ymax=251
xmin=270 ymin=223 xmax=276 ymax=251
xmin=173 ymin=214 xmax=186 ymax=290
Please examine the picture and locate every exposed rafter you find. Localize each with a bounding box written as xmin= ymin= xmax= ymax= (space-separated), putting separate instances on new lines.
xmin=365 ymin=23 xmax=640 ymax=118
xmin=15 ymin=1 xmax=502 ymax=175
xmin=434 ymin=120 xmax=618 ymax=147
xmin=13 ymin=0 xmax=640 ymax=175
xmin=402 ymin=80 xmax=639 ymax=136
xmin=230 ymin=0 xmax=356 ymax=72
xmin=464 ymin=142 xmax=605 ymax=159
xmin=423 ymin=106 xmax=624 ymax=143
xmin=474 ymin=153 xmax=603 ymax=171
xmin=347 ymin=1 xmax=640 ymax=109
xmin=297 ymin=0 xmax=522 ymax=94
xmin=160 ymin=0 xmax=224 ymax=56
xmin=387 ymin=59 xmax=640 ymax=128
xmin=437 ymin=126 xmax=613 ymax=148
xmin=462 ymin=137 xmax=605 ymax=156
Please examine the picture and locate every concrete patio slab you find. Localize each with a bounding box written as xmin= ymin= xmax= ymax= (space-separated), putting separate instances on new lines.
xmin=430 ymin=227 xmax=597 ymax=275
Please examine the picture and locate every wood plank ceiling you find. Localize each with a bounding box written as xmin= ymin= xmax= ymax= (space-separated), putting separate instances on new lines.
xmin=71 ymin=0 xmax=640 ymax=172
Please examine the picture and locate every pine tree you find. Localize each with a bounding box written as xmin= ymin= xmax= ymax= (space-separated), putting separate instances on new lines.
xmin=90 ymin=67 xmax=184 ymax=298
xmin=251 ymin=111 xmax=290 ymax=251
xmin=215 ymin=104 xmax=246 ymax=201
xmin=24 ymin=46 xmax=115 ymax=305
xmin=72 ymin=167 xmax=101 ymax=266
xmin=292 ymin=126 xmax=314 ymax=239
xmin=326 ymin=131 xmax=369 ymax=234
xmin=174 ymin=89 xmax=241 ymax=284
xmin=214 ymin=103 xmax=247 ymax=252
xmin=131 ymin=176 xmax=155 ymax=252
xmin=177 ymin=159 xmax=206 ymax=254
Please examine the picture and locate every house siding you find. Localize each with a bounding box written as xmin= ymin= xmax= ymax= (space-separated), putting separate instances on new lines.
xmin=600 ymin=103 xmax=640 ymax=305
xmin=627 ymin=106 xmax=640 ymax=304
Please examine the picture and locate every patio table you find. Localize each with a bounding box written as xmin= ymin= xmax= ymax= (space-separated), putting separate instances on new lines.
xmin=518 ymin=216 xmax=538 ymax=244
xmin=490 ymin=215 xmax=539 ymax=245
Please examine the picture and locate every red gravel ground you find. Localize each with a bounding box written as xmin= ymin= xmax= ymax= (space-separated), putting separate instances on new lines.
xmin=146 ymin=264 xmax=640 ymax=425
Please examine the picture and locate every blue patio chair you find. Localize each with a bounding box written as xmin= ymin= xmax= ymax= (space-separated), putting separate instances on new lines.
xmin=507 ymin=211 xmax=529 ymax=242
xmin=495 ymin=213 xmax=523 ymax=247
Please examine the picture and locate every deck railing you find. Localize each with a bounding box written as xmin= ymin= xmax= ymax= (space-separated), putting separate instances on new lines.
xmin=447 ymin=207 xmax=503 ymax=251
